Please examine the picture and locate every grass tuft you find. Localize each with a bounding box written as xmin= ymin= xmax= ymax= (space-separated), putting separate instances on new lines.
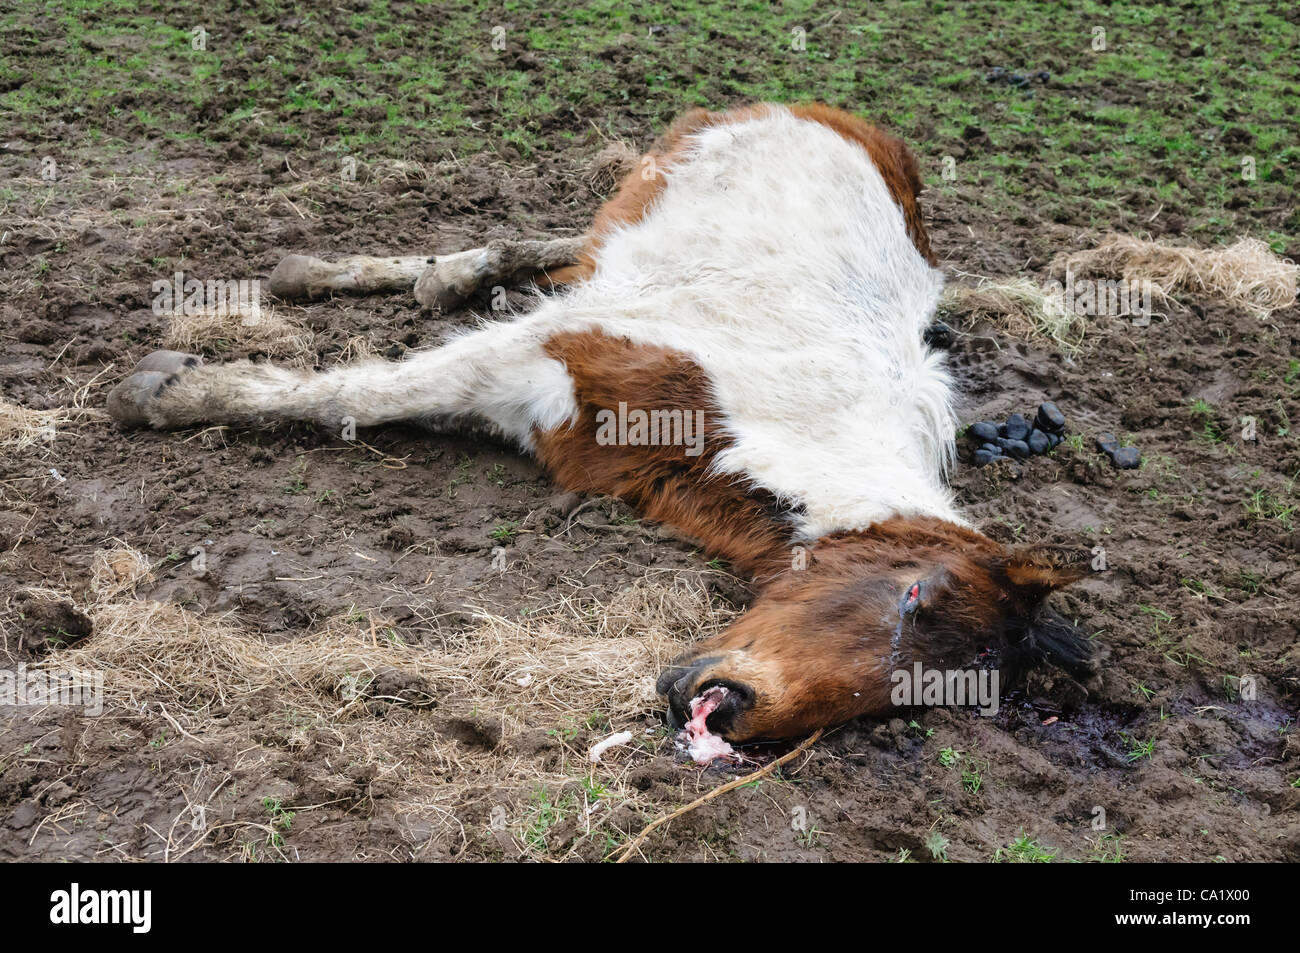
xmin=1055 ymin=236 xmax=1298 ymax=318
xmin=163 ymin=304 xmax=313 ymax=360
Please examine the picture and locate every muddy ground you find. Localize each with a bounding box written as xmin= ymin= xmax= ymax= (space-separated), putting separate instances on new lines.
xmin=1 ymin=3 xmax=1297 ymax=862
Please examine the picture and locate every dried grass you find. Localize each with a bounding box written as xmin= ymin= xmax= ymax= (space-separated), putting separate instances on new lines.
xmin=29 ymin=545 xmax=732 ymax=855
xmin=52 ymin=563 xmax=724 ymax=737
xmin=939 ymin=277 xmax=1087 ymax=354
xmin=329 ymin=334 xmax=380 ymax=365
xmin=29 ymin=545 xmax=732 ymax=857
xmin=89 ymin=541 xmax=155 ymax=599
xmin=1053 ymin=235 xmax=1297 ymax=318
xmin=584 ymin=141 xmax=639 ymax=195
xmin=59 ymin=598 xmax=439 ymax=717
xmin=939 ymin=236 xmax=1296 ymax=353
xmin=162 ymin=304 xmax=313 ymax=360
xmin=448 ymin=582 xmax=726 ymax=735
xmin=0 ymin=400 xmax=107 ymax=452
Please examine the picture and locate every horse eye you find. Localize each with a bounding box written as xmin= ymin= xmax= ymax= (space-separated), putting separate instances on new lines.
xmin=899 ymin=580 xmax=923 ymax=616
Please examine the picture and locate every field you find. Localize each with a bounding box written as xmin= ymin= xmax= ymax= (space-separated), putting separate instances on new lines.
xmin=1 ymin=0 xmax=1297 ymax=862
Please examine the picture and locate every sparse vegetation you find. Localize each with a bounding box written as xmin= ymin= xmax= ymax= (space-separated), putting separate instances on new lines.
xmin=995 ymin=832 xmax=1058 ymax=863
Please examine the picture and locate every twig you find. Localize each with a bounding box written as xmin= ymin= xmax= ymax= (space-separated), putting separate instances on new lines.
xmin=158 ymin=703 xmax=202 ymax=742
xmin=613 ymin=728 xmax=823 ymax=863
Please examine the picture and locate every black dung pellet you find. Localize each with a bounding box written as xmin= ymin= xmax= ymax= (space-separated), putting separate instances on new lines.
xmin=1036 ymin=402 xmax=1066 ymax=433
xmin=1004 ymin=413 xmax=1031 ymax=441
xmin=924 ymin=321 xmax=956 ymax=349
xmin=998 ymin=437 xmax=1031 ymax=459
xmin=1111 ymin=446 xmax=1141 ymax=469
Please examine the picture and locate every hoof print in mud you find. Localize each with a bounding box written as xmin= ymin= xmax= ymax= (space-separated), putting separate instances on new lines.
xmin=364 ymin=668 xmax=437 ymax=711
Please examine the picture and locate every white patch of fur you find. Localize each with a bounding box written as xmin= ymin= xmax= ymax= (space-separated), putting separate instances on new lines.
xmin=523 ymin=106 xmax=960 ymax=537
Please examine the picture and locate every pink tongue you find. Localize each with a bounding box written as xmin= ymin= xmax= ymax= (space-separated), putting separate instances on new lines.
xmin=682 ymin=686 xmax=735 ymax=764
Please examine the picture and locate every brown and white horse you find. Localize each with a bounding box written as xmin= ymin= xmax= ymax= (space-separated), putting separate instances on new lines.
xmin=107 ymin=103 xmax=1093 ymax=748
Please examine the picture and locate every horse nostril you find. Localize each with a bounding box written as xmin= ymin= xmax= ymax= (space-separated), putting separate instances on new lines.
xmin=655 ymin=665 xmax=688 ymax=697
xmin=666 ymin=698 xmax=687 ymax=730
xmin=656 ymin=655 xmax=721 ymax=698
xmin=668 ymin=674 xmax=696 ymax=723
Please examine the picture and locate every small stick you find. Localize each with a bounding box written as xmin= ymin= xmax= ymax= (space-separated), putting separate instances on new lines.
xmin=612 ymin=728 xmax=824 ymax=863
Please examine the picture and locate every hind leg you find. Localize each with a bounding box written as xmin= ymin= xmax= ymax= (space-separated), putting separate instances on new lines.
xmin=105 ymin=317 xmax=577 ymax=448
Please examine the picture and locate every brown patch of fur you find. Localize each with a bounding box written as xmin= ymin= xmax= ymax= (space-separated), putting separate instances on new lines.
xmin=534 ymin=263 xmax=589 ymax=289
xmin=535 ymin=329 xmax=796 ymax=578
xmin=999 ymin=545 xmax=1088 ymax=595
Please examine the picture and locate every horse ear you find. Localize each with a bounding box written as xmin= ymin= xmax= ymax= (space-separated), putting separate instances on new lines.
xmin=998 ymin=545 xmax=1087 ymax=597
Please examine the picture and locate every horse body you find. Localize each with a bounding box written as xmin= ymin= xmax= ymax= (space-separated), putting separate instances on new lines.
xmin=108 ymin=103 xmax=1093 ymax=745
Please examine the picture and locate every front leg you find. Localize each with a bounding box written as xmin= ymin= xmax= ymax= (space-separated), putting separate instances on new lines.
xmin=412 ymin=236 xmax=587 ymax=310
xmin=267 ymin=236 xmax=588 ymax=310
xmin=267 ymin=254 xmax=431 ymax=300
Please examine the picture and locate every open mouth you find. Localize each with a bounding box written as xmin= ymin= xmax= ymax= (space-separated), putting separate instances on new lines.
xmin=680 ymin=685 xmax=737 ymax=764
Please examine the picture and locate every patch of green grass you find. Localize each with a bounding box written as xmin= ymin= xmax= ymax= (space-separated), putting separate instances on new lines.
xmin=519 ymin=785 xmax=577 ymax=854
xmin=3 ymin=0 xmax=1294 ymax=241
xmin=1188 ymin=399 xmax=1228 ymax=444
xmin=1088 ymin=833 xmax=1128 ymax=863
xmin=907 ymin=719 xmax=934 ymax=739
xmin=1244 ymin=488 xmax=1296 ymax=531
xmin=261 ymin=796 xmax=295 ymax=849
xmin=1120 ymin=732 xmax=1156 ymax=762
xmin=925 ymin=829 xmax=950 ymax=862
xmin=1138 ymin=605 xmax=1173 ymax=623
xmin=796 ymin=824 xmax=826 ymax=849
xmin=490 ymin=520 xmax=520 ymax=542
xmin=995 ymin=831 xmax=1058 ymax=863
